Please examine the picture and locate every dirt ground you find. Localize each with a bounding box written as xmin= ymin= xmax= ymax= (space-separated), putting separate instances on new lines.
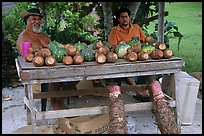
xmin=2 ymin=85 xmax=202 ymax=134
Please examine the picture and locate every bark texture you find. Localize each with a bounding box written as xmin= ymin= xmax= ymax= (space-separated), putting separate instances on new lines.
xmin=151 ymin=80 xmax=180 ymax=134
xmin=107 ymin=85 xmax=128 ymax=134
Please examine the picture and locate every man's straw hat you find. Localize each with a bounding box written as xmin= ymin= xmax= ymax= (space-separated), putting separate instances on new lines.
xmin=20 ymin=8 xmax=44 ymax=19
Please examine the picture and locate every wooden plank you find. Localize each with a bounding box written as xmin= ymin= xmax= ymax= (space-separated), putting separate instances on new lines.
xmin=19 ymin=59 xmax=184 ymax=82
xmin=24 ymin=97 xmax=38 ymax=112
xmin=33 ymin=85 xmax=148 ymax=99
xmin=20 ymin=69 xmax=181 ymax=84
xmin=35 ymin=100 xmax=176 ymax=120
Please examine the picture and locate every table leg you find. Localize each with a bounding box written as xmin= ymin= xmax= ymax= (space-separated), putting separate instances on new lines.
xmin=27 ymin=84 xmax=37 ymax=134
xmin=24 ymin=84 xmax=31 ymax=125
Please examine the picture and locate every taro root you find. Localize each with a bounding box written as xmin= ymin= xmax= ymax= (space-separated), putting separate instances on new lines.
xmin=45 ymin=56 xmax=56 ymax=66
xmin=95 ymin=40 xmax=104 ymax=49
xmin=107 ymin=85 xmax=128 ymax=134
xmin=150 ymin=49 xmax=164 ymax=59
xmin=154 ymin=42 xmax=166 ymax=51
xmin=28 ymin=47 xmax=35 ymax=54
xmin=127 ymin=45 xmax=141 ymax=54
xmin=34 ymin=49 xmax=43 ymax=57
xmin=106 ymin=52 xmax=118 ymax=63
xmin=63 ymin=55 xmax=73 ymax=65
xmin=163 ymin=48 xmax=173 ymax=59
xmin=127 ymin=47 xmax=133 ymax=53
xmin=66 ymin=45 xmax=77 ymax=57
xmin=146 ymin=36 xmax=154 ymax=44
xmin=32 ymin=56 xmax=44 ymax=67
xmin=41 ymin=48 xmax=51 ymax=58
xmin=25 ymin=53 xmax=34 ymax=62
xmin=96 ymin=53 xmax=106 ymax=64
xmin=138 ymin=52 xmax=149 ymax=61
xmin=64 ymin=43 xmax=74 ymax=50
xmin=131 ymin=45 xmax=141 ymax=53
xmin=151 ymin=80 xmax=180 ymax=134
xmin=124 ymin=52 xmax=138 ymax=62
xmin=28 ymin=47 xmax=40 ymax=54
xmin=97 ymin=46 xmax=110 ymax=55
xmin=73 ymin=54 xmax=84 ymax=65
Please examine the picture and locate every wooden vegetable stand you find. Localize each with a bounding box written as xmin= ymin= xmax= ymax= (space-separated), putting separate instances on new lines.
xmin=15 ymin=56 xmax=184 ymax=133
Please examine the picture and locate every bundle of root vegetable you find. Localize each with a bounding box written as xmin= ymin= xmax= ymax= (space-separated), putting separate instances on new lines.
xmin=64 ymin=43 xmax=84 ymax=65
xmin=25 ymin=44 xmax=85 ymax=67
xmin=25 ymin=47 xmax=56 ymax=67
xmin=123 ymin=42 xmax=173 ymax=62
xmin=94 ymin=40 xmax=118 ymax=64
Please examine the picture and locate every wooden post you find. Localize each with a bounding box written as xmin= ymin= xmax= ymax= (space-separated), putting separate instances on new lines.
xmin=158 ymin=2 xmax=165 ymax=43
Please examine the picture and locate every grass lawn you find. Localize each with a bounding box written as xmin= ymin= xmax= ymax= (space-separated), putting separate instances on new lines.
xmin=147 ymin=2 xmax=202 ymax=73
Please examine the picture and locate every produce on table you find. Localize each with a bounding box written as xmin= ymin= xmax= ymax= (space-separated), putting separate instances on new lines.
xmin=145 ymin=36 xmax=154 ymax=44
xmin=96 ymin=53 xmax=106 ymax=64
xmin=81 ymin=48 xmax=95 ymax=62
xmin=63 ymin=55 xmax=73 ymax=65
xmin=28 ymin=47 xmax=39 ymax=54
xmin=114 ymin=43 xmax=130 ymax=59
xmin=64 ymin=43 xmax=74 ymax=50
xmin=73 ymin=53 xmax=84 ymax=65
xmin=52 ymin=47 xmax=67 ymax=63
xmin=154 ymin=42 xmax=166 ymax=51
xmin=151 ymin=80 xmax=180 ymax=134
xmin=73 ymin=41 xmax=88 ymax=52
xmin=141 ymin=44 xmax=156 ymax=54
xmin=48 ymin=40 xmax=64 ymax=53
xmin=66 ymin=45 xmax=77 ymax=57
xmin=131 ymin=45 xmax=142 ymax=53
xmin=92 ymin=40 xmax=110 ymax=50
xmin=127 ymin=37 xmax=141 ymax=46
xmin=45 ymin=55 xmax=56 ymax=66
xmin=107 ymin=85 xmax=128 ymax=134
xmin=138 ymin=52 xmax=149 ymax=61
xmin=106 ymin=52 xmax=118 ymax=63
xmin=124 ymin=52 xmax=138 ymax=62
xmin=97 ymin=46 xmax=110 ymax=55
xmin=25 ymin=39 xmax=174 ymax=66
xmin=163 ymin=48 xmax=173 ymax=59
xmin=32 ymin=56 xmax=44 ymax=67
xmin=150 ymin=49 xmax=164 ymax=59
xmin=25 ymin=53 xmax=34 ymax=62
xmin=48 ymin=41 xmax=67 ymax=63
xmin=40 ymin=48 xmax=52 ymax=58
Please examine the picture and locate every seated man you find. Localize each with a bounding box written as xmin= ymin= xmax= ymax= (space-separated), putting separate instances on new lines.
xmin=108 ymin=7 xmax=155 ymax=100
xmin=16 ymin=8 xmax=78 ymax=110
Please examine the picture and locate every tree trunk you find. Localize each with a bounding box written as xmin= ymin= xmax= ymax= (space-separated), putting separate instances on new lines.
xmin=151 ymin=80 xmax=181 ymax=134
xmin=127 ymin=2 xmax=141 ymax=23
xmin=100 ymin=2 xmax=113 ymax=41
xmin=157 ymin=2 xmax=165 ymax=43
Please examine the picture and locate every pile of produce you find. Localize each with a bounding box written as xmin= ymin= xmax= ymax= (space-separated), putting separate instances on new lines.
xmin=24 ymin=39 xmax=174 ymax=67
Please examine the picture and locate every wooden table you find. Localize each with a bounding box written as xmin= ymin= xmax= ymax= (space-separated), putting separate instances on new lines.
xmin=15 ymin=56 xmax=185 ymax=133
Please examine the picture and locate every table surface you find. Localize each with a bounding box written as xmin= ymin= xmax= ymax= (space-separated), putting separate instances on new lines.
xmin=16 ymin=56 xmax=185 ymax=84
